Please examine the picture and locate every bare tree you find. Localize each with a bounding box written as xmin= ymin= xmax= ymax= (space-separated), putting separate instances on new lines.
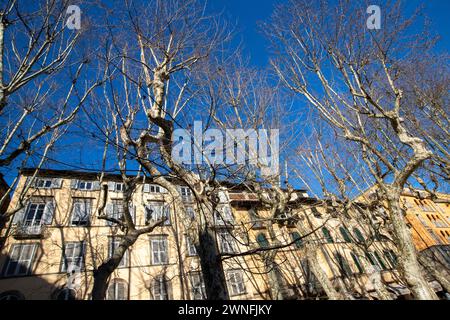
xmin=0 ymin=0 xmax=102 ymax=228
xmin=264 ymin=0 xmax=448 ymax=299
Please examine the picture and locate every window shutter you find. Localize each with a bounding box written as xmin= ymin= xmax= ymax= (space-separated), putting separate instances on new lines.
xmin=107 ymin=181 xmax=116 ymax=192
xmin=143 ymin=184 xmax=150 ymax=193
xmin=70 ymin=179 xmax=79 ymax=189
xmin=105 ymin=203 xmax=114 ymax=226
xmin=12 ymin=205 xmax=27 ymax=224
xmin=163 ymin=204 xmax=171 ymax=225
xmin=92 ymin=181 xmax=101 ymax=191
xmin=218 ymin=191 xmax=228 ymax=203
xmin=42 ymin=199 xmax=56 ymax=225
xmin=129 ymin=205 xmax=136 ymax=225
xmin=51 ymin=178 xmax=63 ymax=189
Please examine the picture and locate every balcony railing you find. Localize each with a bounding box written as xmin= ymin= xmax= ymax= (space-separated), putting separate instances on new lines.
xmin=13 ymin=223 xmax=48 ymax=239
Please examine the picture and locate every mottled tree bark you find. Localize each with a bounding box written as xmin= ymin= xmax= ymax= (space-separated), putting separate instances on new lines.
xmin=92 ymin=232 xmax=138 ymax=300
xmin=386 ymin=190 xmax=438 ymax=300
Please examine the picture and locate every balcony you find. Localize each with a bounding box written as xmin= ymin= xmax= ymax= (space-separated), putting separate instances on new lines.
xmin=13 ymin=223 xmax=48 ymax=239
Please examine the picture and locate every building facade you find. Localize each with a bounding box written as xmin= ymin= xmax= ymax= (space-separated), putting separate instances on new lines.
xmin=0 ymin=169 xmax=444 ymax=300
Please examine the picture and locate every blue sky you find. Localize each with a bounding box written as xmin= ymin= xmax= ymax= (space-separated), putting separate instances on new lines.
xmin=2 ymin=0 xmax=449 ymax=192
xmin=207 ymin=0 xmax=450 ymax=67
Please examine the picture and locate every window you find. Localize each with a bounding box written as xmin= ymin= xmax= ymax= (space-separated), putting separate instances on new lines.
xmin=77 ymin=181 xmax=93 ymax=191
xmin=0 ymin=290 xmax=25 ymax=300
xmin=107 ymin=200 xmax=136 ymax=226
xmin=334 ymin=253 xmax=352 ymax=277
xmin=311 ymin=207 xmax=322 ymax=218
xmin=419 ymin=200 xmax=434 ymax=212
xmin=109 ymin=200 xmax=124 ymax=224
xmin=56 ymin=288 xmax=76 ymax=300
xmin=23 ymin=202 xmax=46 ymax=226
xmin=366 ymin=252 xmax=383 ymax=271
xmin=115 ymin=183 xmax=125 ymax=192
xmin=339 ymin=227 xmax=352 ymax=243
xmin=150 ymin=237 xmax=168 ymax=265
xmin=249 ymin=208 xmax=264 ymax=228
xmin=290 ymin=232 xmax=303 ymax=249
xmin=350 ymin=252 xmax=364 ymax=274
xmin=215 ymin=205 xmax=234 ymax=226
xmin=71 ymin=198 xmax=91 ymax=226
xmin=145 ymin=202 xmax=171 ymax=225
xmin=14 ymin=199 xmax=55 ymax=228
xmin=108 ymin=238 xmax=128 ymax=268
xmin=3 ymin=244 xmax=38 ymax=276
xmin=383 ymin=250 xmax=397 ymax=268
xmin=180 ymin=187 xmax=192 ymax=202
xmin=373 ymin=251 xmax=387 ymax=270
xmin=151 ymin=276 xmax=171 ymax=300
xmin=227 ymin=270 xmax=246 ymax=296
xmin=322 ymin=227 xmax=333 ymax=243
xmin=353 ymin=227 xmax=365 ymax=243
xmin=145 ymin=184 xmax=163 ymax=193
xmin=218 ymin=231 xmax=237 ymax=254
xmin=106 ymin=279 xmax=128 ymax=300
xmin=186 ymin=236 xmax=197 ymax=256
xmin=189 ymin=272 xmax=206 ymax=300
xmin=35 ymin=178 xmax=52 ymax=189
xmin=61 ymin=242 xmax=85 ymax=272
xmin=186 ymin=207 xmax=196 ymax=220
xmin=256 ymin=233 xmax=270 ymax=248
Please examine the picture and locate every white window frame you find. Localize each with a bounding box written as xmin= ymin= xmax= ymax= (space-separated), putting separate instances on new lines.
xmin=106 ymin=279 xmax=128 ymax=300
xmin=145 ymin=202 xmax=171 ymax=225
xmin=111 ymin=199 xmax=124 ymax=221
xmin=215 ymin=205 xmax=234 ymax=226
xmin=70 ymin=198 xmax=91 ymax=226
xmin=77 ymin=181 xmax=93 ymax=191
xmin=189 ymin=272 xmax=206 ymax=300
xmin=115 ymin=183 xmax=124 ymax=192
xmin=227 ymin=269 xmax=246 ymax=296
xmin=150 ymin=237 xmax=168 ymax=265
xmin=3 ymin=243 xmax=38 ymax=276
xmin=149 ymin=184 xmax=161 ymax=193
xmin=61 ymin=242 xmax=85 ymax=272
xmin=186 ymin=235 xmax=197 ymax=256
xmin=180 ymin=186 xmax=193 ymax=202
xmin=152 ymin=277 xmax=170 ymax=300
xmin=218 ymin=231 xmax=237 ymax=254
xmin=35 ymin=178 xmax=52 ymax=189
xmin=23 ymin=202 xmax=46 ymax=226
xmin=108 ymin=238 xmax=128 ymax=268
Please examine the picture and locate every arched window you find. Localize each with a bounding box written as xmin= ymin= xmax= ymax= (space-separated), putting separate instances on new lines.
xmin=322 ymin=227 xmax=333 ymax=243
xmin=107 ymin=279 xmax=128 ymax=300
xmin=353 ymin=228 xmax=365 ymax=243
xmin=339 ymin=227 xmax=352 ymax=243
xmin=290 ymin=232 xmax=303 ymax=249
xmin=0 ymin=290 xmax=25 ymax=300
xmin=256 ymin=233 xmax=269 ymax=248
xmin=56 ymin=288 xmax=76 ymax=300
xmin=350 ymin=252 xmax=364 ymax=274
xmin=334 ymin=253 xmax=352 ymax=277
xmin=151 ymin=276 xmax=171 ymax=300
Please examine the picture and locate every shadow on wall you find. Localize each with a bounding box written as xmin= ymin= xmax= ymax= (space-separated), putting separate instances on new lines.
xmin=0 ymin=249 xmax=80 ymax=300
